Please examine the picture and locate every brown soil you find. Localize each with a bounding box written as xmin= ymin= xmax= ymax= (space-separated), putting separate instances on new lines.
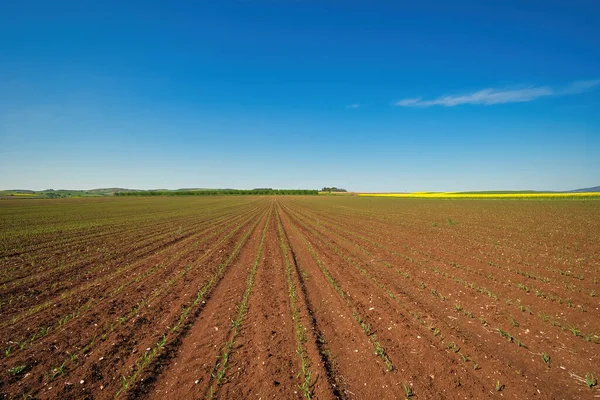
xmin=1 ymin=196 xmax=599 ymax=399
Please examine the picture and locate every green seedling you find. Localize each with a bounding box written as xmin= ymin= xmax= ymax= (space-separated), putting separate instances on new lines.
xmin=51 ymin=362 xmax=67 ymax=379
xmin=498 ymin=328 xmax=513 ymax=342
xmin=403 ymin=383 xmax=414 ymax=398
xmin=446 ymin=342 xmax=460 ymax=353
xmin=541 ymin=352 xmax=550 ymax=365
xmin=495 ymin=380 xmax=503 ymax=392
xmin=8 ymin=365 xmax=27 ymax=375
xmin=585 ymin=373 xmax=597 ymax=388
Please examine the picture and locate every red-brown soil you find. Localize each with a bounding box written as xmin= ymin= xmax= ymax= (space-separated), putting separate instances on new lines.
xmin=1 ymin=196 xmax=599 ymax=399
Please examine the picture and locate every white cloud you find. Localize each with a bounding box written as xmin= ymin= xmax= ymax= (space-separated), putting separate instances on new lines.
xmin=347 ymin=103 xmax=361 ymax=109
xmin=395 ymin=79 xmax=600 ymax=107
xmin=395 ymin=98 xmax=423 ymax=106
xmin=561 ymin=79 xmax=600 ymax=94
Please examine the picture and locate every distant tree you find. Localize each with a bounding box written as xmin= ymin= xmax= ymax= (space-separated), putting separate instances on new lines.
xmin=322 ymin=187 xmax=347 ymax=193
xmin=114 ymin=188 xmax=318 ymax=196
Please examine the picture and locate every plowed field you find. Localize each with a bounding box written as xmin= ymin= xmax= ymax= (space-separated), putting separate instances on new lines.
xmin=1 ymin=196 xmax=599 ymax=399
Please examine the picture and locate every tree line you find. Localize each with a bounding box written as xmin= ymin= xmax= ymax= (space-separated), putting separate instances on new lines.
xmin=115 ymin=189 xmax=319 ymax=196
xmin=321 ymin=187 xmax=347 ymax=193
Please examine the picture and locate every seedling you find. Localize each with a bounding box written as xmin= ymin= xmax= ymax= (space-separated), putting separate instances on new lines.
xmin=373 ymin=340 xmax=393 ymax=371
xmin=541 ymin=352 xmax=550 ymax=365
xmin=158 ymin=335 xmax=167 ymax=349
xmin=586 ymin=373 xmax=597 ymax=388
xmin=51 ymin=361 xmax=67 ymax=379
xmin=403 ymin=383 xmax=414 ymax=398
xmin=446 ymin=342 xmax=460 ymax=353
xmin=495 ymin=380 xmax=503 ymax=392
xmin=498 ymin=328 xmax=513 ymax=342
xmin=517 ymin=283 xmax=529 ymax=293
xmin=66 ymin=351 xmax=78 ymax=362
xmin=8 ymin=365 xmax=27 ymax=375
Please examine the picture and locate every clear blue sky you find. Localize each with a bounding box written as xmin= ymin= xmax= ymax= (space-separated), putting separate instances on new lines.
xmin=1 ymin=0 xmax=599 ymax=192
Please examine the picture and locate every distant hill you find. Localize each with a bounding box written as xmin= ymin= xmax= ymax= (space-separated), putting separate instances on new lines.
xmin=0 ymin=188 xmax=139 ymax=198
xmin=569 ymin=185 xmax=600 ymax=193
xmin=1 ymin=187 xmax=319 ymax=198
xmin=2 ymin=185 xmax=598 ymax=199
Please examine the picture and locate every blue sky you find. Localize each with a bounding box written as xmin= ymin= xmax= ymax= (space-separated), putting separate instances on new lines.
xmin=1 ymin=0 xmax=599 ymax=192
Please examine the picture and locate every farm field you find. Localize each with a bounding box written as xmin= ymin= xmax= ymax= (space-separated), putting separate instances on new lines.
xmin=1 ymin=196 xmax=599 ymax=399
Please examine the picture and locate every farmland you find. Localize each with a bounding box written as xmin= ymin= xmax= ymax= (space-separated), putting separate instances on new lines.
xmin=1 ymin=196 xmax=599 ymax=399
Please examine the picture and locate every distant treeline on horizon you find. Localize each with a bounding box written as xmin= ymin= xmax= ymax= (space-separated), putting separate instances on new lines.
xmin=115 ymin=189 xmax=319 ymax=196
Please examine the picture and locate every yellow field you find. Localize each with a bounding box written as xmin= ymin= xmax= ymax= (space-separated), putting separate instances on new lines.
xmin=357 ymin=192 xmax=600 ymax=199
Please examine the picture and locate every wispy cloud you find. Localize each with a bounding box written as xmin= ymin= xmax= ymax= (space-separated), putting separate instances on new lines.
xmin=395 ymin=79 xmax=600 ymax=107
xmin=346 ymin=103 xmax=361 ymax=109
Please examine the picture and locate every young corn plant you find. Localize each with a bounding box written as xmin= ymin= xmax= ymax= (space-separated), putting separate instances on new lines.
xmin=8 ymin=365 xmax=27 ymax=375
xmin=495 ymin=380 xmax=503 ymax=392
xmin=585 ymin=373 xmax=597 ymax=388
xmin=541 ymin=352 xmax=550 ymax=365
xmin=402 ymin=383 xmax=414 ymax=398
xmin=50 ymin=361 xmax=67 ymax=380
xmin=498 ymin=328 xmax=513 ymax=342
